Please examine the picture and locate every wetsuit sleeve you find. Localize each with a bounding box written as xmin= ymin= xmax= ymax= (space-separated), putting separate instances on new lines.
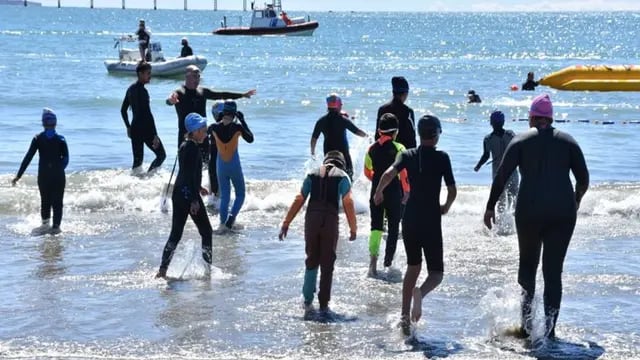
xmin=442 ymin=152 xmax=456 ymax=186
xmin=179 ymin=143 xmax=201 ymax=202
xmin=339 ymin=177 xmax=357 ymax=233
xmin=311 ymin=119 xmax=323 ymax=140
xmin=282 ymin=176 xmax=310 ymax=227
xmin=202 ymin=87 xmax=244 ymax=100
xmin=364 ymin=147 xmax=374 ymax=181
xmin=570 ymin=140 xmax=589 ymax=205
xmin=343 ymin=118 xmax=361 ymax=135
xmin=407 ymin=109 xmax=417 ymax=148
xmin=486 ymin=141 xmax=520 ymax=210
xmin=15 ymin=136 xmax=38 ymax=179
xmin=120 ymin=89 xmax=131 ymax=128
xmin=59 ymin=135 xmax=69 ymax=170
xmin=476 ymin=135 xmax=491 ymax=168
xmin=236 ymin=113 xmax=254 ymax=143
xmin=374 ymin=108 xmax=382 ymax=140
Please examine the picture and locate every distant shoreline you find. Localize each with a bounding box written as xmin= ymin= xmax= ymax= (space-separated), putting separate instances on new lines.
xmin=0 ymin=0 xmax=42 ymax=5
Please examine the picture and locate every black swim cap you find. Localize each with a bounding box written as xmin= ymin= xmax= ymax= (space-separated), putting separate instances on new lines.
xmin=379 ymin=113 xmax=399 ymax=133
xmin=417 ymin=115 xmax=442 ymax=139
xmin=323 ymin=150 xmax=346 ymax=170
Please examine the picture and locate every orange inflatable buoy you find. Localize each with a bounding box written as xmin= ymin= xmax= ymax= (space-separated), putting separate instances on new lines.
xmin=510 ymin=84 xmax=519 ymax=91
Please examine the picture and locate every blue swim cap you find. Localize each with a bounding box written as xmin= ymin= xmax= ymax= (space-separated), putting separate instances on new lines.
xmin=184 ymin=113 xmax=207 ymax=133
xmin=211 ymin=101 xmax=224 ymax=119
xmin=222 ymin=100 xmax=237 ymax=114
xmin=490 ymin=110 xmax=505 ymax=127
xmin=42 ymin=108 xmax=57 ymax=126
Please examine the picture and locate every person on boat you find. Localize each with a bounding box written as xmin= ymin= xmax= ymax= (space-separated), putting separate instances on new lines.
xmin=12 ymin=108 xmax=69 ymax=235
xmin=166 ymin=65 xmax=255 ymax=207
xmin=474 ymin=110 xmax=519 ymax=215
xmin=467 ymin=90 xmax=482 ymax=103
xmin=374 ymin=115 xmax=457 ymax=335
xmin=522 ymin=72 xmax=539 ymax=91
xmin=375 ymin=76 xmax=416 ymax=149
xmin=364 ymin=113 xmax=409 ymax=276
xmin=121 ymin=62 xmax=166 ymax=174
xmin=156 ymin=113 xmax=213 ymax=279
xmin=311 ymin=94 xmax=368 ymax=180
xmin=179 ymin=37 xmax=193 ymax=58
xmin=483 ymin=94 xmax=589 ymax=339
xmin=135 ymin=19 xmax=151 ymax=62
xmin=278 ymin=151 xmax=357 ymax=320
xmin=207 ymin=101 xmax=254 ymax=231
xmin=281 ymin=11 xmax=292 ymax=25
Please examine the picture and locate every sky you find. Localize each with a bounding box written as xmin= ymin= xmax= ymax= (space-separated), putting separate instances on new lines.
xmin=33 ymin=0 xmax=640 ymax=12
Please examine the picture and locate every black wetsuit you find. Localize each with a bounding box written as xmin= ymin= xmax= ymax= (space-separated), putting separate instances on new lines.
xmin=167 ymin=85 xmax=244 ymax=194
xmin=486 ymin=126 xmax=589 ymax=336
xmin=312 ymin=110 xmax=362 ymax=179
xmin=136 ymin=28 xmax=150 ymax=61
xmin=375 ymin=98 xmax=417 ymax=149
xmin=393 ymin=146 xmax=455 ymax=269
xmin=121 ymin=81 xmax=166 ymax=172
xmin=16 ymin=130 xmax=69 ymax=228
xmin=522 ymin=80 xmax=539 ymax=91
xmin=476 ymin=129 xmax=519 ymax=212
xmin=159 ymin=140 xmax=213 ymax=272
xmin=180 ymin=45 xmax=193 ymax=58
xmin=468 ymin=94 xmax=482 ymax=103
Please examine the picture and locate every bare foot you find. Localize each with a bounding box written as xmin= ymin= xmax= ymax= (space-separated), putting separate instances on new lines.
xmin=410 ymin=287 xmax=422 ymax=322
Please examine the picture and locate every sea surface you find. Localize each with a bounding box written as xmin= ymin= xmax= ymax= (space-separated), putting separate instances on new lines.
xmin=0 ymin=7 xmax=639 ymax=359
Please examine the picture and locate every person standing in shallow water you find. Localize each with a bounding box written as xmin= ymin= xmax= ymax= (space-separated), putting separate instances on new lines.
xmin=375 ymin=76 xmax=416 ymax=149
xmin=374 ymin=115 xmax=456 ymax=335
xmin=156 ymin=113 xmax=213 ymax=279
xmin=310 ymin=94 xmax=368 ymax=180
xmin=121 ymin=62 xmax=166 ymax=174
xmin=483 ymin=93 xmax=589 ymax=339
xmin=12 ymin=108 xmax=69 ymax=235
xmin=474 ymin=110 xmax=519 ymax=215
xmin=279 ymin=151 xmax=357 ymax=319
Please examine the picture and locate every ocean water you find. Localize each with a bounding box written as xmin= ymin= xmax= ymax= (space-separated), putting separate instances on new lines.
xmin=0 ymin=7 xmax=639 ymax=359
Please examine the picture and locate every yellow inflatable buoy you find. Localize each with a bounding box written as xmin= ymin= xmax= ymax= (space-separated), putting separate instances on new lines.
xmin=539 ymin=65 xmax=640 ymax=91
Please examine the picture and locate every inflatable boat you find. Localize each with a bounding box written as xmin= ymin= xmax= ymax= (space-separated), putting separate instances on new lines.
xmin=104 ymin=39 xmax=207 ymax=77
xmin=540 ymin=65 xmax=640 ymax=91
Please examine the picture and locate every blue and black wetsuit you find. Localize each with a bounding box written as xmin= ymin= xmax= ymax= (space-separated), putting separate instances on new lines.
xmin=159 ymin=139 xmax=213 ymax=272
xmin=393 ymin=146 xmax=455 ymax=270
xmin=476 ymin=129 xmax=519 ymax=212
xmin=312 ymin=110 xmax=363 ymax=179
xmin=375 ymin=98 xmax=417 ymax=149
xmin=15 ymin=129 xmax=69 ymax=228
xmin=486 ymin=126 xmax=589 ymax=337
xmin=121 ymin=81 xmax=166 ymax=172
xmin=207 ymin=113 xmax=254 ymax=226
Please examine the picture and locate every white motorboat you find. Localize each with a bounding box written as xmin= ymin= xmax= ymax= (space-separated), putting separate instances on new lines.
xmin=213 ymin=0 xmax=318 ymax=36
xmin=104 ymin=37 xmax=207 ymax=77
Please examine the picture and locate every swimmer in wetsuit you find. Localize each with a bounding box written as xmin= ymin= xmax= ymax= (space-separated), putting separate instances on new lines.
xmin=12 ymin=108 xmax=69 ymax=235
xmin=364 ymin=113 xmax=410 ymax=276
xmin=375 ymin=76 xmax=417 ymax=149
xmin=121 ymin=62 xmax=166 ymax=174
xmin=156 ymin=113 xmax=213 ymax=279
xmin=374 ymin=115 xmax=457 ymax=335
xmin=278 ymin=151 xmax=357 ymax=319
xmin=166 ymin=65 xmax=255 ymax=203
xmin=310 ymin=94 xmax=367 ymax=180
xmin=207 ymin=101 xmax=254 ymax=231
xmin=474 ymin=110 xmax=519 ymax=215
xmin=483 ymin=94 xmax=589 ymax=339
xmin=522 ymin=72 xmax=539 ymax=91
xmin=467 ymin=89 xmax=482 ymax=103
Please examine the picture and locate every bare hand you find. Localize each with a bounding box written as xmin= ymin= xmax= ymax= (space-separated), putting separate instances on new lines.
xmin=474 ymin=165 xmax=480 ymax=172
xmin=244 ymin=89 xmax=256 ymax=98
xmin=200 ymin=187 xmax=209 ymax=196
xmin=11 ymin=177 xmax=18 ymax=186
xmin=278 ymin=224 xmax=288 ymax=240
xmin=152 ymin=136 xmax=160 ymax=149
xmin=373 ymin=191 xmax=383 ymax=206
xmin=190 ymin=200 xmax=200 ymax=215
xmin=168 ymin=92 xmax=179 ymax=105
xmin=349 ymin=230 xmax=357 ymax=241
xmin=483 ymin=209 xmax=495 ymax=229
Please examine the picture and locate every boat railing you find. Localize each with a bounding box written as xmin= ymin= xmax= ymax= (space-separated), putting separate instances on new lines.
xmin=220 ymin=15 xmax=243 ymax=28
